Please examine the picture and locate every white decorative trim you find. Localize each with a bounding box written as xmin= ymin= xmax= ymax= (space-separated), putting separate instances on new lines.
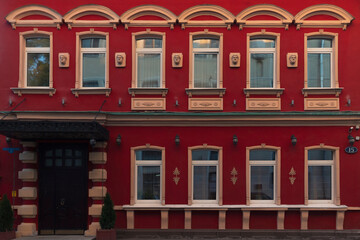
xmin=6 ymin=5 xmax=62 ymax=29
xmin=18 ymin=169 xmax=37 ymax=182
xmin=179 ymin=5 xmax=235 ymax=29
xmin=131 ymin=98 xmax=166 ymax=111
xmin=64 ymin=5 xmax=120 ymax=29
xmin=304 ymin=98 xmax=339 ymax=111
xmin=188 ymin=98 xmax=223 ymax=111
xmin=84 ymin=222 xmax=100 ymax=237
xmin=246 ymin=98 xmax=281 ymax=111
xmin=236 ymin=4 xmax=294 ymax=30
xmin=89 ymin=187 xmax=107 ymax=200
xmin=18 ymin=205 xmax=37 ymax=218
xmin=89 ymin=204 xmax=102 ymax=217
xmin=121 ymin=5 xmax=176 ymax=29
xmin=89 ymin=169 xmax=107 ymax=182
xmin=295 ymin=4 xmax=354 ymax=30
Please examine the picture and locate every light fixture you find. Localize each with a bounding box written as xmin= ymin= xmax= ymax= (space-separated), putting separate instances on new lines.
xmin=62 ymin=98 xmax=65 ymax=106
xmin=233 ymin=135 xmax=238 ymax=145
xmin=90 ymin=138 xmax=96 ymax=147
xmin=348 ymin=134 xmax=355 ymax=146
xmin=6 ymin=137 xmax=11 ymax=144
xmin=347 ymin=99 xmax=351 ymax=106
xmin=291 ymin=135 xmax=297 ymax=146
xmin=116 ymin=134 xmax=121 ymax=145
xmin=175 ymin=100 xmax=179 ymax=106
xmin=175 ymin=135 xmax=180 ymax=145
xmin=118 ymin=98 xmax=122 ymax=106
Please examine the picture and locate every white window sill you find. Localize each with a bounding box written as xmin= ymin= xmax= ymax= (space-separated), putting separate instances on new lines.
xmin=11 ymin=87 xmax=56 ymax=97
xmin=128 ymin=88 xmax=168 ymax=97
xmin=71 ymin=88 xmax=111 ymax=97
xmin=243 ymin=88 xmax=284 ymax=97
xmin=185 ymin=88 xmax=226 ymax=97
xmin=302 ymin=88 xmax=343 ymax=97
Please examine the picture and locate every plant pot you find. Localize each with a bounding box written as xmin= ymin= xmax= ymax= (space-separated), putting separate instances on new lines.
xmin=96 ymin=229 xmax=116 ymax=240
xmin=0 ymin=231 xmax=16 ymax=240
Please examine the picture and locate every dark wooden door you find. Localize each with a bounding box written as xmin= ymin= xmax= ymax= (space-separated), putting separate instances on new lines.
xmin=39 ymin=143 xmax=88 ymax=235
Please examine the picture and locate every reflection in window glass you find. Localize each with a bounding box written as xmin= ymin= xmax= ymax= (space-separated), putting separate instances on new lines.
xmin=82 ymin=53 xmax=105 ymax=87
xmin=308 ymin=149 xmax=333 ymax=160
xmin=137 ymin=166 xmax=160 ymax=200
xmin=192 ymin=149 xmax=218 ymax=160
xmin=193 ymin=166 xmax=216 ymax=200
xmin=250 ymin=149 xmax=276 ymax=161
xmin=136 ymin=38 xmax=162 ymax=48
xmin=136 ymin=150 xmax=162 ymax=160
xmin=81 ymin=38 xmax=106 ymax=48
xmin=193 ymin=38 xmax=219 ymax=48
xmin=251 ymin=166 xmax=274 ymax=200
xmin=26 ymin=38 xmax=50 ymax=47
xmin=308 ymin=166 xmax=331 ymax=200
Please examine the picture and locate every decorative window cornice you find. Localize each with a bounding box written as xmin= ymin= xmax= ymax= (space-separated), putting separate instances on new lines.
xmin=236 ymin=4 xmax=294 ymax=30
xmin=295 ymin=4 xmax=354 ymax=30
xmin=63 ymin=5 xmax=120 ymax=29
xmin=120 ymin=5 xmax=177 ymax=29
xmin=6 ymin=5 xmax=62 ymax=29
xmin=178 ymin=5 xmax=235 ymax=29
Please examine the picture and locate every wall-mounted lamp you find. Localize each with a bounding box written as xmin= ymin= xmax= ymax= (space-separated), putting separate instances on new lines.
xmin=233 ymin=99 xmax=237 ymax=106
xmin=175 ymin=135 xmax=180 ymax=145
xmin=9 ymin=99 xmax=12 ymax=107
xmin=116 ymin=134 xmax=121 ymax=145
xmin=118 ymin=99 xmax=122 ymax=106
xmin=291 ymin=135 xmax=297 ymax=146
xmin=90 ymin=138 xmax=96 ymax=147
xmin=290 ymin=100 xmax=295 ymax=106
xmin=175 ymin=100 xmax=179 ymax=107
xmin=347 ymin=99 xmax=351 ymax=106
xmin=348 ymin=134 xmax=355 ymax=146
xmin=233 ymin=135 xmax=238 ymax=145
xmin=62 ymin=98 xmax=66 ymax=106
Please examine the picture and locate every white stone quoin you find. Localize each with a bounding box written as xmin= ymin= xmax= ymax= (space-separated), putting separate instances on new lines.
xmin=89 ymin=152 xmax=107 ymax=164
xmin=89 ymin=186 xmax=107 ymax=199
xmin=85 ymin=222 xmax=100 ymax=236
xmin=18 ymin=169 xmax=38 ymax=182
xmin=17 ymin=205 xmax=37 ymax=218
xmin=16 ymin=223 xmax=37 ymax=237
xmin=18 ymin=187 xmax=37 ymax=200
xmin=89 ymin=204 xmax=102 ymax=217
xmin=89 ymin=169 xmax=107 ymax=182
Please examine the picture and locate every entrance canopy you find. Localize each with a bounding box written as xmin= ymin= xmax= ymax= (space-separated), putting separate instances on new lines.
xmin=0 ymin=120 xmax=109 ymax=141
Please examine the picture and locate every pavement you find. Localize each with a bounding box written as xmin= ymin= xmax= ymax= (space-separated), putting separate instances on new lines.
xmin=17 ymin=236 xmax=94 ymax=240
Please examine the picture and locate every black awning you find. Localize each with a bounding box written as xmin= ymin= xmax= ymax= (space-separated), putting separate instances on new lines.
xmin=0 ymin=120 xmax=109 ymax=141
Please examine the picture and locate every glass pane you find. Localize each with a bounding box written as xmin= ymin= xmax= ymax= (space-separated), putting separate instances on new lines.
xmin=193 ymin=38 xmax=219 ymax=48
xmin=75 ymin=150 xmax=82 ymax=157
xmin=45 ymin=158 xmax=53 ymax=167
xmin=55 ymin=158 xmax=62 ymax=167
xmin=251 ymin=166 xmax=274 ymax=200
xmin=194 ymin=54 xmax=218 ymax=88
xmin=308 ymin=166 xmax=331 ymax=200
xmin=45 ymin=150 xmax=53 ymax=157
xmin=308 ymin=149 xmax=333 ymax=160
xmin=193 ymin=166 xmax=217 ymax=200
xmin=137 ymin=166 xmax=160 ymax=200
xmin=250 ymin=149 xmax=276 ymax=161
xmin=308 ymin=39 xmax=332 ymax=48
xmin=82 ymin=53 xmax=105 ymax=87
xmin=75 ymin=159 xmax=82 ymax=167
xmin=136 ymin=150 xmax=162 ymax=160
xmin=250 ymin=39 xmax=275 ymax=48
xmin=81 ymin=38 xmax=106 ymax=48
xmin=137 ymin=53 xmax=160 ymax=87
xmin=136 ymin=38 xmax=162 ymax=48
xmin=65 ymin=159 xmax=72 ymax=167
xmin=65 ymin=149 xmax=72 ymax=157
xmin=250 ymin=53 xmax=274 ymax=88
xmin=308 ymin=53 xmax=331 ymax=88
xmin=26 ymin=38 xmax=50 ymax=47
xmin=192 ymin=149 xmax=218 ymax=161
xmin=27 ymin=53 xmax=49 ymax=87
xmin=55 ymin=149 xmax=62 ymax=157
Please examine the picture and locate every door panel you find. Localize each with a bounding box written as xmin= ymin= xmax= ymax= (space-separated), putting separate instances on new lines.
xmin=39 ymin=143 xmax=88 ymax=235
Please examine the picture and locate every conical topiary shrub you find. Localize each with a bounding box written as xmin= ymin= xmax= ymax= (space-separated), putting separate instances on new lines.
xmin=99 ymin=192 xmax=116 ymax=230
xmin=0 ymin=195 xmax=14 ymax=232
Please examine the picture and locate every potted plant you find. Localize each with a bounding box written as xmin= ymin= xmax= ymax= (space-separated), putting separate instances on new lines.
xmin=0 ymin=195 xmax=15 ymax=240
xmin=97 ymin=192 xmax=116 ymax=240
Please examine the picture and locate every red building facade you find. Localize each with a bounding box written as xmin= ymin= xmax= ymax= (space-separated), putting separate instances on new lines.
xmin=0 ymin=0 xmax=360 ymax=237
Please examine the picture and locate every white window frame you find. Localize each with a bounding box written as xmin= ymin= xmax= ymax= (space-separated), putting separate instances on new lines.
xmin=75 ymin=31 xmax=109 ymax=91
xmin=305 ymin=145 xmax=340 ymax=205
xmin=246 ymin=145 xmax=281 ymax=205
xmin=130 ymin=145 xmax=165 ymax=206
xmin=192 ymin=38 xmax=220 ymax=88
xmin=131 ymin=31 xmax=166 ymax=89
xmin=246 ymin=31 xmax=280 ymax=90
xmin=304 ymin=31 xmax=338 ymax=89
xmin=19 ymin=30 xmax=53 ymax=89
xmin=189 ymin=31 xmax=223 ymax=89
xmin=188 ymin=145 xmax=223 ymax=205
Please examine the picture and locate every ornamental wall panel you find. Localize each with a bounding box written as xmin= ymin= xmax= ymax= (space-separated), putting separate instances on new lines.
xmin=246 ymin=98 xmax=281 ymax=111
xmin=304 ymin=98 xmax=339 ymax=111
xmin=131 ymin=98 xmax=166 ymax=111
xmin=188 ymin=98 xmax=223 ymax=111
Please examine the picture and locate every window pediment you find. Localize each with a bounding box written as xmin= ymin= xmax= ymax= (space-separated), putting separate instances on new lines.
xmin=6 ymin=5 xmax=62 ymax=29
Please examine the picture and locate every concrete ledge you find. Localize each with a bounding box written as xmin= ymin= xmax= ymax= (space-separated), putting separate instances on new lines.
xmin=85 ymin=222 xmax=100 ymax=237
xmin=89 ymin=169 xmax=107 ymax=182
xmin=16 ymin=222 xmax=37 ymax=237
xmin=89 ymin=186 xmax=107 ymax=199
xmin=89 ymin=204 xmax=102 ymax=217
xmin=18 ymin=187 xmax=37 ymax=200
xmin=18 ymin=205 xmax=37 ymax=218
xmin=89 ymin=152 xmax=107 ymax=164
xmin=18 ymin=169 xmax=37 ymax=182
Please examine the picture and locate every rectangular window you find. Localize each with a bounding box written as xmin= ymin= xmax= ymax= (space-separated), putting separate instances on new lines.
xmin=307 ymin=38 xmax=333 ymax=88
xmin=191 ymin=149 xmax=219 ymax=203
xmin=81 ymin=37 xmax=106 ymax=88
xmin=136 ymin=38 xmax=162 ymax=88
xmin=192 ymin=38 xmax=219 ymax=88
xmin=134 ymin=149 xmax=163 ymax=204
xmin=249 ymin=38 xmax=276 ymax=88
xmin=249 ymin=149 xmax=276 ymax=203
xmin=307 ymin=149 xmax=333 ymax=202
xmin=25 ymin=37 xmax=50 ymax=87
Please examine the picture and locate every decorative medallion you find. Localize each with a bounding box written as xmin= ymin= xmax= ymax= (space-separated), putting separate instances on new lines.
xmin=289 ymin=167 xmax=296 ymax=185
xmin=173 ymin=167 xmax=180 ymax=185
xmin=231 ymin=167 xmax=238 ymax=185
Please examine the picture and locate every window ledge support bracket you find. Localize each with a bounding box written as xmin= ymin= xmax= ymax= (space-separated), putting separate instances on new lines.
xmin=243 ymin=88 xmax=284 ymax=98
xmin=185 ymin=88 xmax=226 ymax=97
xmin=302 ymin=88 xmax=343 ymax=97
xmin=128 ymin=88 xmax=168 ymax=97
xmin=71 ymin=88 xmax=111 ymax=97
